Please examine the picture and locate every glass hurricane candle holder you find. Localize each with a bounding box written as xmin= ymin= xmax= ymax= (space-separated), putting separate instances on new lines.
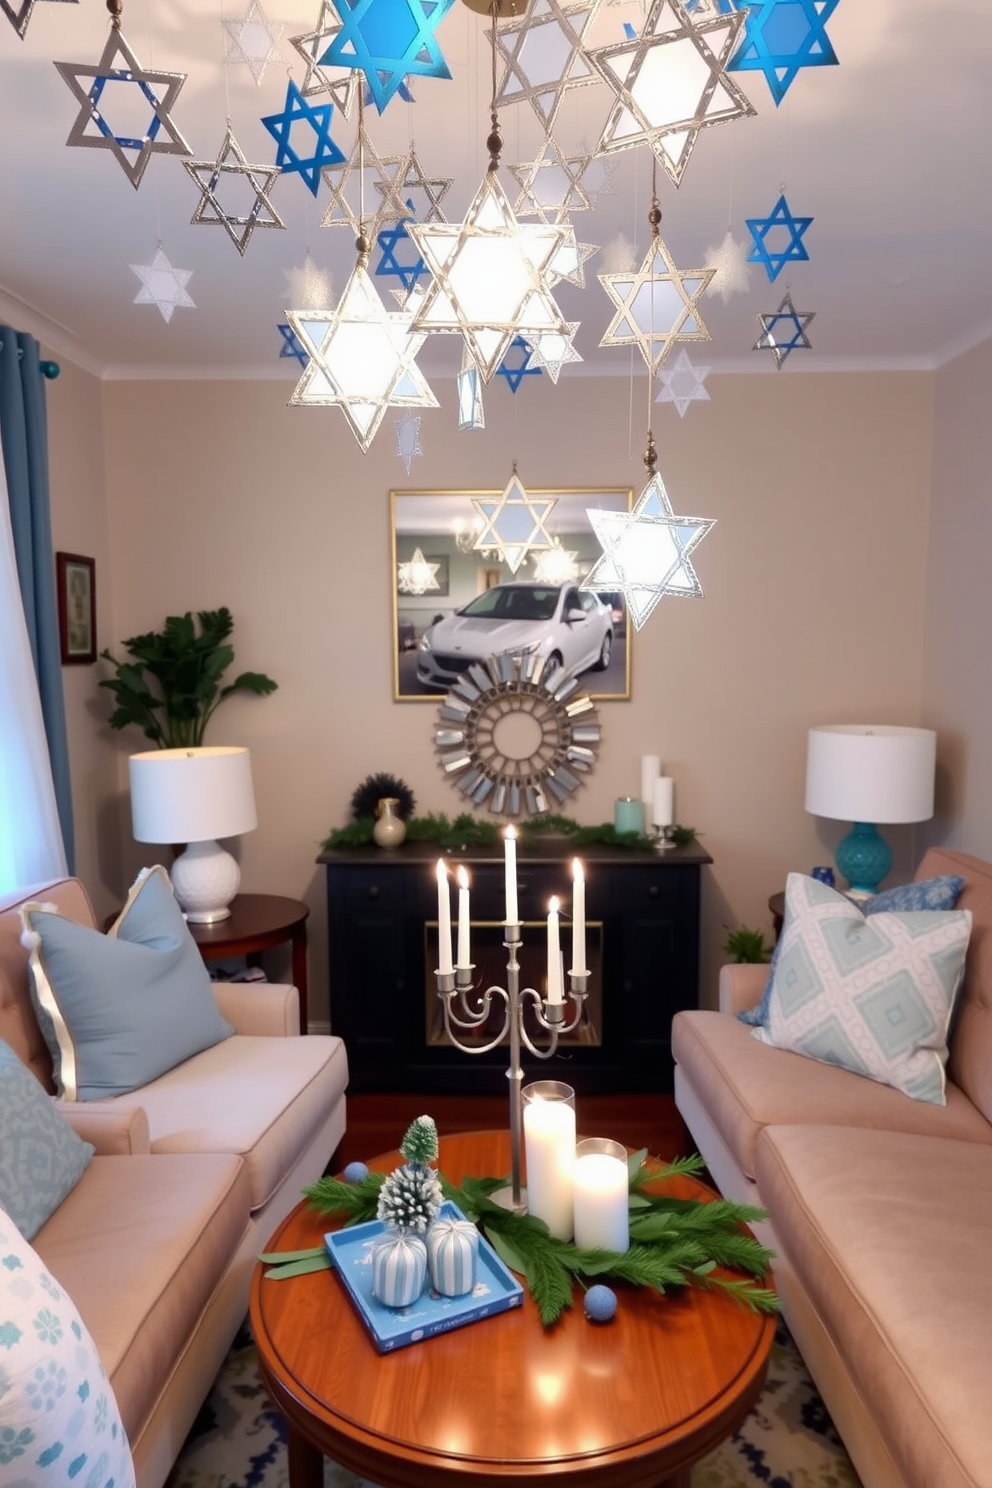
xmin=573 ymin=1137 xmax=630 ymax=1253
xmin=522 ymin=1080 xmax=576 ymax=1241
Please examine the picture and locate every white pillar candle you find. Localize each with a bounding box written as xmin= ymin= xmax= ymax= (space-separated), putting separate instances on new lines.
xmin=504 ymin=824 xmax=518 ymax=925
xmin=573 ymin=1139 xmax=629 ymax=1253
xmin=641 ymin=755 xmax=661 ymax=815
xmin=436 ymin=859 xmax=453 ymax=975
xmin=571 ymin=858 xmax=587 ymax=976
xmin=523 ymin=1088 xmax=575 ymax=1240
xmin=652 ymin=776 xmax=675 ymax=828
xmin=546 ymin=895 xmax=563 ymax=1004
xmin=456 ymin=866 xmax=470 ymax=970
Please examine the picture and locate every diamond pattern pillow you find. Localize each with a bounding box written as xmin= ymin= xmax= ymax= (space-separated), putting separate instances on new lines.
xmin=753 ymin=872 xmax=972 ymax=1104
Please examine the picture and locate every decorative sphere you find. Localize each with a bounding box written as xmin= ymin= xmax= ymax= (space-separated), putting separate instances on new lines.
xmin=584 ymin=1285 xmax=617 ymax=1323
xmin=343 ymin=1161 xmax=369 ymax=1184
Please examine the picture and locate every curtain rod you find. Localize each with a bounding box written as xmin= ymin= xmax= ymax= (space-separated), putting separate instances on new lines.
xmin=0 ymin=339 xmax=60 ymax=378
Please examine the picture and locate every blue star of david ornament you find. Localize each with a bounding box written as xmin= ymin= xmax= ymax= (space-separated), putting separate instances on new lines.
xmin=754 ymin=290 xmax=815 ymax=368
xmin=745 ymin=193 xmax=813 ymax=282
xmin=727 ymin=0 xmax=840 ymax=106
xmin=277 ymin=323 xmax=308 ymax=365
xmin=376 ymin=211 xmax=428 ymax=292
xmin=364 ymin=79 xmax=414 ymax=106
xmin=321 ymin=0 xmax=456 ymax=115
xmin=495 ymin=336 xmax=543 ymax=393
xmin=261 ymin=79 xmax=345 ymax=196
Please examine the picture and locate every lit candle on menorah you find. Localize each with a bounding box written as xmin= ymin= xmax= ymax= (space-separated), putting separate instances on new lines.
xmin=434 ymin=827 xmax=589 ymax=1213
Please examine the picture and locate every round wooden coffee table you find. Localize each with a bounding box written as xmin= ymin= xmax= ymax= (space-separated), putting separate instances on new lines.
xmin=250 ymin=1131 xmax=774 ymax=1488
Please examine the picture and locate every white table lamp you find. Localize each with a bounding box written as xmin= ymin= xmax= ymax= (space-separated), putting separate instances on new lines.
xmin=805 ymin=725 xmax=936 ymax=895
xmin=129 ymin=747 xmax=258 ymax=922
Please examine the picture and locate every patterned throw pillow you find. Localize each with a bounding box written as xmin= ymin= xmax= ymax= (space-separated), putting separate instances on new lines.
xmin=738 ymin=873 xmax=966 ymax=1028
xmin=0 ymin=1207 xmax=135 ymax=1487
xmin=0 ymin=1040 xmax=93 ymax=1241
xmin=752 ymin=872 xmax=971 ymax=1104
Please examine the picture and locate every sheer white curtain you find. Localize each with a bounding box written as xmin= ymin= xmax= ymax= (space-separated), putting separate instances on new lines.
xmin=0 ymin=456 xmax=66 ymax=895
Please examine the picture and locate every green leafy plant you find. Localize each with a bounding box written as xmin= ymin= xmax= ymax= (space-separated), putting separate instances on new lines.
xmin=723 ymin=925 xmax=772 ymax=964
xmin=319 ymin=811 xmax=701 ymax=853
xmin=99 ymin=608 xmax=277 ymax=748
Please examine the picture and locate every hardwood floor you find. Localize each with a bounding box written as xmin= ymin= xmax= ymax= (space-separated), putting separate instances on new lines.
xmin=330 ymin=1092 xmax=693 ymax=1172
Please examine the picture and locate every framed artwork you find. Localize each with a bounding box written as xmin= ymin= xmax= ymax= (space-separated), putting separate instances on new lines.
xmin=56 ymin=552 xmax=96 ymax=664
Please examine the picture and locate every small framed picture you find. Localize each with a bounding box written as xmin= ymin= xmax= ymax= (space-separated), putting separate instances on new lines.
xmin=56 ymin=552 xmax=96 ymax=664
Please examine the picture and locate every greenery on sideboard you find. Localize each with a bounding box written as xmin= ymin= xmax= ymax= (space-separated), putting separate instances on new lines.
xmin=723 ymin=926 xmax=772 ymax=964
xmin=100 ymin=608 xmax=278 ymax=748
xmin=321 ymin=810 xmax=700 ymax=853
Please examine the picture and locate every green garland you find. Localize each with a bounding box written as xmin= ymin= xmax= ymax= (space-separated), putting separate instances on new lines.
xmin=302 ymin=1151 xmax=777 ymax=1326
xmin=321 ymin=811 xmax=699 ymax=854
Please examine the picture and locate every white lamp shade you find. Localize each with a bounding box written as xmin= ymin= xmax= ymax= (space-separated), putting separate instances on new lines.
xmin=129 ymin=747 xmax=258 ymax=844
xmin=805 ymin=726 xmax=936 ymax=825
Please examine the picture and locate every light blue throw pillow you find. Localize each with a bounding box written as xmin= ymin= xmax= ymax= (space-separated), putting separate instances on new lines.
xmin=20 ymin=865 xmax=234 ymax=1102
xmin=0 ymin=1207 xmax=135 ymax=1486
xmin=0 ymin=1040 xmax=94 ymax=1240
xmin=738 ymin=873 xmax=966 ymax=1028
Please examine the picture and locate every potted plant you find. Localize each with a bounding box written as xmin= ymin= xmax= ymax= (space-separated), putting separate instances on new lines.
xmin=723 ymin=925 xmax=772 ymax=964
xmin=99 ymin=607 xmax=277 ymax=747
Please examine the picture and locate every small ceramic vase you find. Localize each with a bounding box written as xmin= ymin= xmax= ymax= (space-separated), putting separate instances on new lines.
xmin=370 ymin=1230 xmax=427 ymax=1308
xmin=426 ymin=1217 xmax=479 ymax=1297
xmin=373 ymin=797 xmax=406 ymax=849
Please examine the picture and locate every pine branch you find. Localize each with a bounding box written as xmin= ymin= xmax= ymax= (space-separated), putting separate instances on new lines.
xmin=303 ymin=1172 xmax=383 ymax=1222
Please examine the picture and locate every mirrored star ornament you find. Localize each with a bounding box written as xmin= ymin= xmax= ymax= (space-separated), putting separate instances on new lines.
xmin=397 ymin=545 xmax=440 ymax=593
xmin=394 ymin=412 xmax=424 ymax=475
xmin=289 ymin=0 xmax=359 ymax=114
xmin=703 ymin=229 xmax=751 ymax=302
xmin=655 ymin=349 xmax=711 ymax=415
xmin=471 ymin=471 xmax=556 ymax=574
xmin=223 ymin=0 xmax=285 ymax=85
xmin=582 ymin=434 xmax=715 ymax=629
xmin=545 ymin=227 xmax=599 ymax=289
xmin=510 ymin=139 xmax=592 ymax=223
xmin=726 ymin=0 xmax=840 ymax=105
xmin=754 ymin=290 xmax=815 ymax=368
xmin=598 ymin=205 xmax=715 ymax=373
xmin=183 ymin=127 xmax=284 ymax=255
xmin=380 ymin=153 xmax=452 ymax=223
xmin=130 ymin=246 xmax=195 ymax=322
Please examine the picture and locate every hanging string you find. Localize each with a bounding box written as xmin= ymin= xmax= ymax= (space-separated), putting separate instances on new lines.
xmin=646 ymin=158 xmax=661 ymax=455
xmin=356 ymin=89 xmax=369 ymax=261
xmin=487 ymin=0 xmax=501 ymax=171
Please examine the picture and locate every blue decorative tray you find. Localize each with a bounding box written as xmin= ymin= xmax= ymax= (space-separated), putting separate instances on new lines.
xmin=325 ymin=1201 xmax=524 ymax=1352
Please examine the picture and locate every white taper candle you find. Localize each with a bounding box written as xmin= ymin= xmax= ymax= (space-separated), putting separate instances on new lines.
xmin=571 ymin=858 xmax=587 ymax=976
xmin=436 ymin=859 xmax=453 ymax=975
xmin=504 ymin=824 xmax=518 ymax=925
xmin=456 ymin=866 xmax=471 ymax=970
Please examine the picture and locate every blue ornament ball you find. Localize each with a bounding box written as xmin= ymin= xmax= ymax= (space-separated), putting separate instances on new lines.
xmin=343 ymin=1161 xmax=369 ymax=1184
xmin=584 ymin=1285 xmax=617 ymax=1323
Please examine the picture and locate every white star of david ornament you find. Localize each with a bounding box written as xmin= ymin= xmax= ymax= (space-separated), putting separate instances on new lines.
xmin=655 ymin=349 xmax=711 ymax=415
xmin=599 ymin=233 xmax=715 ymax=373
xmin=398 ymin=545 xmax=440 ymax=594
xmin=582 ymin=469 xmax=715 ymax=629
xmin=703 ymin=229 xmax=751 ymax=303
xmin=287 ymin=259 xmax=438 ymax=452
xmin=510 ymin=140 xmax=592 ymax=223
xmin=528 ymin=324 xmax=583 ymax=382
xmin=183 ymin=127 xmax=284 ymax=256
xmin=283 ymin=251 xmax=332 ymax=310
xmin=587 ymin=0 xmax=755 ymax=185
xmin=223 ymin=0 xmax=285 ymax=86
xmin=545 ymin=226 xmax=599 ymax=288
xmin=490 ymin=0 xmax=605 ymax=136
xmin=130 ymin=247 xmax=195 ymax=322
xmin=471 ymin=475 xmax=556 ymax=574
xmin=289 ymin=0 xmax=359 ymax=114
xmin=381 ymin=154 xmax=452 ymax=223
xmin=320 ymin=130 xmax=412 ymax=237
xmin=408 ymin=171 xmax=572 ymax=384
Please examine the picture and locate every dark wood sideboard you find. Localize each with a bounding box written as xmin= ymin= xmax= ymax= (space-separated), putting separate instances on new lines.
xmin=318 ymin=839 xmax=712 ymax=1096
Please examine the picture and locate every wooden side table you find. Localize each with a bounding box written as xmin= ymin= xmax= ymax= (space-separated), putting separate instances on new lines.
xmin=186 ymin=895 xmax=310 ymax=1031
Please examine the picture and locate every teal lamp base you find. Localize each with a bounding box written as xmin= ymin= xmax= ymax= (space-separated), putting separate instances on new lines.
xmin=835 ymin=822 xmax=891 ymax=896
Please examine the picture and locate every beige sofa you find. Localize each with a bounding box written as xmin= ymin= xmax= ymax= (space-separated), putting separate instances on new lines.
xmin=0 ymin=875 xmax=349 ymax=1488
xmin=673 ymin=846 xmax=992 ymax=1488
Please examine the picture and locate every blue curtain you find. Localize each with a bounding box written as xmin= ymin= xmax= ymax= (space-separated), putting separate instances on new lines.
xmin=0 ymin=326 xmax=75 ymax=871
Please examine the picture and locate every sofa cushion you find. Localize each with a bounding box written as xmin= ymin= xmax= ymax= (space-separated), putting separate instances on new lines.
xmin=113 ymin=1033 xmax=349 ymax=1213
xmin=672 ymin=1009 xmax=992 ymax=1182
xmin=755 ymin=1125 xmax=992 ymax=1488
xmin=753 ymin=873 xmax=971 ymax=1103
xmin=32 ymin=1152 xmax=250 ymax=1448
xmin=0 ymin=1038 xmax=93 ymax=1240
xmin=20 ymin=866 xmax=234 ymax=1101
xmin=0 ymin=1204 xmax=135 ymax=1488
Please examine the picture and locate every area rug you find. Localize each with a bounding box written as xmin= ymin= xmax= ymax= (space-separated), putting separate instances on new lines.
xmin=164 ymin=1317 xmax=862 ymax=1488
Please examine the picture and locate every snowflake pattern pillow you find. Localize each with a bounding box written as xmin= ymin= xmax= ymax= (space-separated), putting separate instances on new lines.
xmin=753 ymin=872 xmax=972 ymax=1104
xmin=0 ymin=1207 xmax=134 ymax=1487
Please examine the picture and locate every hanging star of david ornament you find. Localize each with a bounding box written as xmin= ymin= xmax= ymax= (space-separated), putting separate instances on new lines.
xmin=703 ymin=228 xmax=751 ymax=302
xmin=287 ymin=252 xmax=438 ymax=451
xmin=376 ymin=212 xmax=429 ymax=292
xmin=261 ymin=80 xmax=345 ymax=196
xmin=4 ymin=0 xmax=76 ymax=42
xmin=577 ymin=145 xmax=618 ymax=206
xmin=491 ymin=0 xmax=604 ymax=136
xmin=284 ymin=250 xmax=333 ymax=309
xmin=408 ymin=169 xmax=571 ymax=384
xmin=398 ymin=545 xmax=440 ymax=593
xmin=582 ymin=445 xmax=715 ymax=628
xmin=378 ymin=153 xmax=451 ymax=222
xmin=727 ymin=0 xmax=840 ymax=105
xmin=320 ymin=129 xmax=410 ymax=235
xmin=394 ymin=412 xmax=424 ymax=474
xmin=471 ymin=474 xmax=556 ymax=574
xmin=321 ymin=0 xmax=457 ymax=115
xmin=55 ymin=23 xmax=191 ymax=189
xmin=754 ymin=290 xmax=814 ymax=368
xmin=510 ymin=140 xmax=592 ymax=224
xmin=278 ymin=323 xmax=309 ymax=365
xmin=587 ymin=0 xmax=755 ymax=187
xmin=655 ymin=348 xmax=710 ymax=415
xmin=545 ymin=227 xmax=599 ymax=288
xmin=528 ymin=324 xmax=582 ymax=382
xmin=183 ymin=127 xmax=284 ymax=256
xmin=224 ymin=0 xmax=285 ymax=86
xmin=456 ymin=348 xmax=485 ymax=431
xmin=495 ymin=336 xmax=543 ymax=393
xmin=599 ymin=229 xmax=715 ymax=373
xmin=289 ymin=0 xmax=359 ymax=115
xmin=746 ymin=193 xmax=813 ymax=282
xmin=130 ymin=247 xmax=195 ymax=323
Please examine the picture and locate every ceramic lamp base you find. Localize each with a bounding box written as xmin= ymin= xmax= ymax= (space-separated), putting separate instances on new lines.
xmin=835 ymin=821 xmax=891 ymax=897
xmin=170 ymin=839 xmax=241 ymax=923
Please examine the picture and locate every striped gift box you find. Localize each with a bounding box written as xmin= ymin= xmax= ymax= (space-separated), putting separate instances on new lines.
xmin=427 ymin=1217 xmax=479 ymax=1297
xmin=371 ymin=1232 xmax=428 ymax=1309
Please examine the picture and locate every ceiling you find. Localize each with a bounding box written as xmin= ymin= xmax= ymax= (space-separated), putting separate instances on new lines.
xmin=1 ymin=0 xmax=989 ymax=380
